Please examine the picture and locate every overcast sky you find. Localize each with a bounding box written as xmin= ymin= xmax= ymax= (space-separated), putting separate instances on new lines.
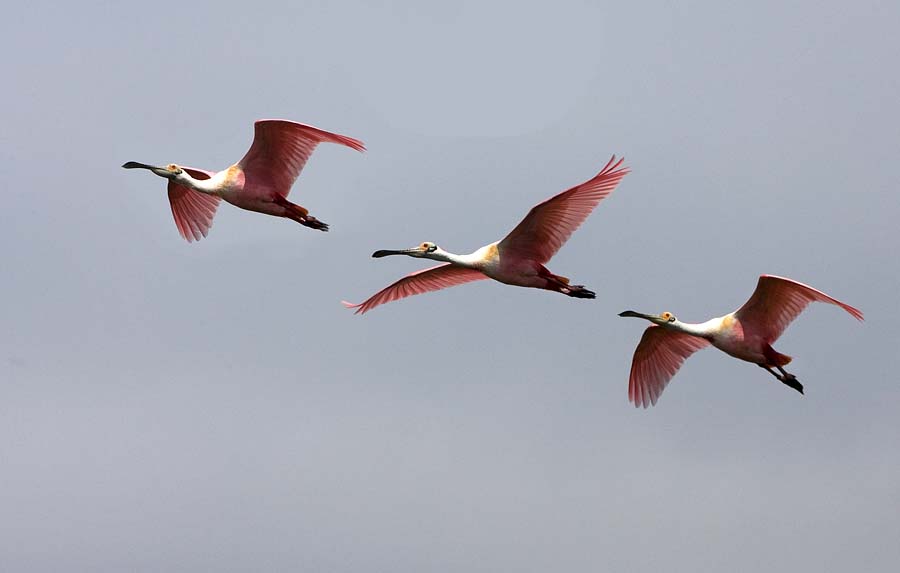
xmin=2 ymin=1 xmax=899 ymax=571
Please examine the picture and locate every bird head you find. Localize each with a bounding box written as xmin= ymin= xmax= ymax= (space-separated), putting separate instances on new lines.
xmin=122 ymin=161 xmax=184 ymax=180
xmin=372 ymin=242 xmax=440 ymax=259
xmin=618 ymin=310 xmax=679 ymax=326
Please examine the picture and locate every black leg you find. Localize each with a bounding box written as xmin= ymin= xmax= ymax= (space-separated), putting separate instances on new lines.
xmin=759 ymin=364 xmax=803 ymax=395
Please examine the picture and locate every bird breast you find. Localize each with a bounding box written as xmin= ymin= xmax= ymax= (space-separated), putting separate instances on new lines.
xmin=475 ymin=243 xmax=500 ymax=268
xmin=708 ymin=315 xmax=767 ymax=363
xmin=218 ymin=165 xmax=245 ymax=193
xmin=213 ymin=166 xmax=252 ymax=207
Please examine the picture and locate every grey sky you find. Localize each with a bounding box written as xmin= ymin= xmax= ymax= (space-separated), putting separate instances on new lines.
xmin=2 ymin=1 xmax=899 ymax=571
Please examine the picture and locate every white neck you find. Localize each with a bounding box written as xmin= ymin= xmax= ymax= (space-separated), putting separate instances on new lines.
xmin=174 ymin=172 xmax=220 ymax=195
xmin=425 ymin=248 xmax=469 ymax=266
xmin=666 ymin=317 xmax=720 ymax=338
xmin=425 ymin=245 xmax=492 ymax=269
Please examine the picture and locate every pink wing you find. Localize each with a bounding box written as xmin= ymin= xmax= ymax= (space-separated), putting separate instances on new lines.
xmin=343 ymin=264 xmax=487 ymax=315
xmin=237 ymin=119 xmax=365 ymax=198
xmin=498 ymin=156 xmax=629 ymax=263
xmin=167 ymin=167 xmax=221 ymax=242
xmin=734 ymin=275 xmax=863 ymax=342
xmin=627 ymin=326 xmax=711 ymax=408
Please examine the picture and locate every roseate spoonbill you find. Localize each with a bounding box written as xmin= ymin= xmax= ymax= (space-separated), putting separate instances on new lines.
xmin=343 ymin=155 xmax=629 ymax=314
xmin=122 ymin=120 xmax=365 ymax=241
xmin=619 ymin=275 xmax=863 ymax=407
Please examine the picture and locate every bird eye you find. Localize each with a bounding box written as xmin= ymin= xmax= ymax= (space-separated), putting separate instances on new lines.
xmin=427 ymin=244 xmax=437 ymax=253
xmin=668 ymin=315 xmax=676 ymax=323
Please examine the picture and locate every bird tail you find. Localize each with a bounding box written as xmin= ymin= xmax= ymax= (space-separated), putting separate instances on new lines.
xmin=538 ymin=266 xmax=595 ymax=299
xmin=763 ymin=344 xmax=792 ymax=367
xmin=274 ymin=196 xmax=330 ymax=231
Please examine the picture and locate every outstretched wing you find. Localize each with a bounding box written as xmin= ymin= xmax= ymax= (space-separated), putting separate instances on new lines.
xmin=343 ymin=264 xmax=487 ymax=315
xmin=627 ymin=326 xmax=711 ymax=408
xmin=167 ymin=167 xmax=221 ymax=242
xmin=237 ymin=119 xmax=365 ymax=198
xmin=734 ymin=275 xmax=863 ymax=343
xmin=498 ymin=156 xmax=629 ymax=263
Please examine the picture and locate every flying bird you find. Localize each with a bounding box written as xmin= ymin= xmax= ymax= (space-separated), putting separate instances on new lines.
xmin=619 ymin=275 xmax=863 ymax=407
xmin=123 ymin=119 xmax=365 ymax=241
xmin=344 ymin=155 xmax=629 ymax=314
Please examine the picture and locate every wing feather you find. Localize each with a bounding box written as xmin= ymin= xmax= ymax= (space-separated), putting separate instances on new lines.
xmin=344 ymin=264 xmax=487 ymax=315
xmin=167 ymin=167 xmax=221 ymax=242
xmin=499 ymin=156 xmax=629 ymax=263
xmin=733 ymin=275 xmax=863 ymax=342
xmin=627 ymin=326 xmax=711 ymax=408
xmin=237 ymin=119 xmax=365 ymax=198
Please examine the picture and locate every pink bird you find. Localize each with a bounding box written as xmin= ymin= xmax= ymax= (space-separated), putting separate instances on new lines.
xmin=123 ymin=120 xmax=365 ymax=241
xmin=344 ymin=156 xmax=629 ymax=314
xmin=619 ymin=275 xmax=863 ymax=407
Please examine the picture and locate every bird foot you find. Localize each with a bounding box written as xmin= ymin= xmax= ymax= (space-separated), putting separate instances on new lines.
xmin=563 ymin=285 xmax=596 ymax=299
xmin=301 ymin=216 xmax=329 ymax=232
xmin=778 ymin=373 xmax=804 ymax=395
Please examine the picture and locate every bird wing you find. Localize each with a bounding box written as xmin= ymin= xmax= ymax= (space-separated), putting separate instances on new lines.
xmin=237 ymin=119 xmax=365 ymax=198
xmin=627 ymin=326 xmax=711 ymax=408
xmin=343 ymin=264 xmax=487 ymax=315
xmin=733 ymin=275 xmax=863 ymax=342
xmin=498 ymin=155 xmax=629 ymax=263
xmin=167 ymin=167 xmax=221 ymax=242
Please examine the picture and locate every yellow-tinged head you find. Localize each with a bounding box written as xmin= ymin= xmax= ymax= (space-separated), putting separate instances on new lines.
xmin=660 ymin=311 xmax=677 ymax=323
xmin=619 ymin=310 xmax=678 ymax=325
xmin=372 ymin=242 xmax=439 ymax=258
xmin=122 ymin=161 xmax=183 ymax=180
